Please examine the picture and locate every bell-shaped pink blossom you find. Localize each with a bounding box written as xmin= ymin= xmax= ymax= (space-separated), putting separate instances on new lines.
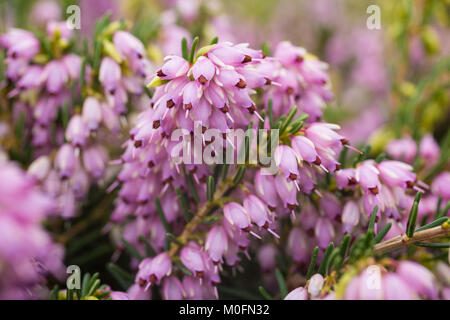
xmin=65 ymin=115 xmax=89 ymax=147
xmin=99 ymin=57 xmax=122 ymax=94
xmin=284 ymin=287 xmax=308 ymax=300
xmin=223 ymin=202 xmax=252 ymax=232
xmin=205 ymin=226 xmax=228 ymax=264
xmin=397 ymin=261 xmax=438 ymax=299
xmin=55 ymin=144 xmax=76 ymax=179
xmin=314 ymin=217 xmax=334 ymax=249
xmin=419 ymin=134 xmax=440 ymax=165
xmin=291 ymin=135 xmax=320 ymax=164
xmin=82 ymin=97 xmax=102 ymax=131
xmin=377 ymin=160 xmax=415 ymax=189
xmin=158 ymin=56 xmax=190 ymax=80
xmin=274 ymin=145 xmax=300 ymax=181
xmin=192 ymin=56 xmax=216 ymax=85
xmin=341 ymin=200 xmax=359 ymax=234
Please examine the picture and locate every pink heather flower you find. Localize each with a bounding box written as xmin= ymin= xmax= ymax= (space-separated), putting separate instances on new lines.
xmin=223 ymin=202 xmax=252 ymax=233
xmin=31 ymin=1 xmax=61 ymax=26
xmin=382 ymin=274 xmax=417 ymax=300
xmin=315 ymin=217 xmax=335 ymax=249
xmin=377 ymin=161 xmax=416 ymax=189
xmin=254 ymin=169 xmax=279 ymax=211
xmin=386 ymin=137 xmax=417 ymax=163
xmin=341 ymin=200 xmax=360 ymax=234
xmin=180 ymin=242 xmax=206 ymax=279
xmin=356 ymin=160 xmax=381 ymax=195
xmin=82 ymin=145 xmax=108 ymax=179
xmin=55 ymin=144 xmax=77 ymax=179
xmin=113 ymin=31 xmax=146 ymax=62
xmin=419 ymin=134 xmax=440 ymax=165
xmin=305 ymin=123 xmax=345 ymax=172
xmin=259 ymin=41 xmax=333 ymax=121
xmin=65 ymin=115 xmax=89 ymax=148
xmin=41 ymin=60 xmax=69 ymax=94
xmin=275 ymin=173 xmax=298 ymax=214
xmin=243 ymin=195 xmax=271 ymax=229
xmin=308 ymin=274 xmax=324 ymax=298
xmin=257 ymin=244 xmax=277 ymax=272
xmin=431 ymin=172 xmax=450 ymax=201
xmin=158 ymin=56 xmax=190 ymax=80
xmin=320 ymin=192 xmax=341 ymax=220
xmin=28 ymin=155 xmax=51 ymax=182
xmin=274 ymin=145 xmax=300 ymax=182
xmin=335 ymin=168 xmax=357 ymax=189
xmin=287 ymin=228 xmax=311 ymax=265
xmin=191 ymin=56 xmax=216 ymax=85
xmin=291 ymin=135 xmax=320 ymax=165
xmin=182 ymin=276 xmax=205 ymax=300
xmin=284 ymin=287 xmax=308 ymax=300
xmin=205 ymin=226 xmax=228 ymax=264
xmin=99 ymin=57 xmax=122 ymax=95
xmin=136 ymin=252 xmax=172 ymax=287
xmin=82 ymin=97 xmax=102 ymax=131
xmin=397 ymin=261 xmax=438 ymax=299
xmin=0 ymin=29 xmax=40 ymax=61
xmin=162 ymin=276 xmax=185 ymax=300
xmin=16 ymin=65 xmax=43 ymax=91
xmin=62 ymin=54 xmax=82 ymax=80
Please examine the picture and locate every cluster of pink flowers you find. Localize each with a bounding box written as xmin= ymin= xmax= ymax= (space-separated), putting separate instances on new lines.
xmin=259 ymin=41 xmax=333 ymax=122
xmin=2 ymin=20 xmax=153 ymax=218
xmin=0 ymin=155 xmax=64 ymax=299
xmin=0 ymin=2 xmax=448 ymax=301
xmin=106 ymin=38 xmax=441 ymax=300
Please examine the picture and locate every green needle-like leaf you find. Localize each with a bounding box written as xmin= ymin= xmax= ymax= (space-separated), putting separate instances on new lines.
xmin=258 ymin=286 xmax=273 ymax=300
xmin=210 ymin=36 xmax=219 ymax=45
xmin=275 ymin=268 xmax=288 ymax=299
xmin=206 ymin=176 xmax=215 ymax=202
xmin=189 ymin=37 xmax=199 ymax=63
xmin=367 ymin=205 xmax=379 ymax=236
xmin=181 ymin=37 xmax=189 ymax=61
xmin=406 ymin=192 xmax=422 ymax=238
xmin=415 ymin=242 xmax=450 ymax=248
xmin=374 ymin=222 xmax=392 ymax=243
xmin=81 ymin=273 xmax=91 ymax=298
xmin=318 ymin=242 xmax=334 ymax=276
xmin=306 ymin=246 xmax=319 ymax=280
xmin=415 ymin=217 xmax=448 ymax=232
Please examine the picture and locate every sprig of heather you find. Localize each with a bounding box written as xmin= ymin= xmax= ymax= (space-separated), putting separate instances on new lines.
xmin=107 ymin=38 xmax=372 ymax=300
xmin=1 ymin=17 xmax=154 ymax=218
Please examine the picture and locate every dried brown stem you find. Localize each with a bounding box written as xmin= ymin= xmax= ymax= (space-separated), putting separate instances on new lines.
xmin=373 ymin=225 xmax=450 ymax=255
